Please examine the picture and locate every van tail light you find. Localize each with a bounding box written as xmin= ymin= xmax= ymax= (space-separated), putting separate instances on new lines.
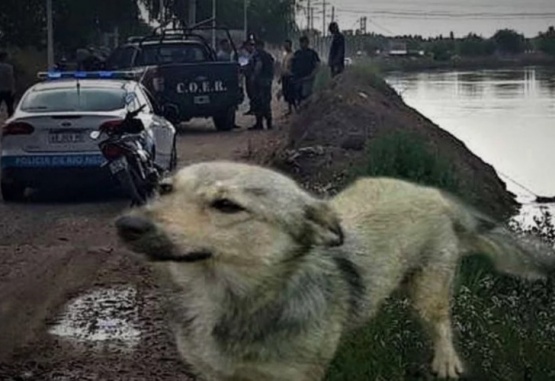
xmin=1 ymin=122 xmax=35 ymax=137
xmin=101 ymin=144 xmax=126 ymax=160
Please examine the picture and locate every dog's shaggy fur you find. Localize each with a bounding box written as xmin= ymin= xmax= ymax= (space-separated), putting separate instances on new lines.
xmin=116 ymin=161 xmax=555 ymax=381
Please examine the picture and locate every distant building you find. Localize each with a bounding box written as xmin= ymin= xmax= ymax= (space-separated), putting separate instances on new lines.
xmin=387 ymin=41 xmax=408 ymax=56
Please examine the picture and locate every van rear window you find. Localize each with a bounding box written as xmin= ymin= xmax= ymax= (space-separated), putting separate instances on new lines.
xmin=136 ymin=44 xmax=210 ymax=65
xmin=21 ymin=88 xmax=127 ymax=112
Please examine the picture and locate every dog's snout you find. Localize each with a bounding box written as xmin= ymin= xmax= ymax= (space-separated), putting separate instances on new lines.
xmin=116 ymin=215 xmax=155 ymax=241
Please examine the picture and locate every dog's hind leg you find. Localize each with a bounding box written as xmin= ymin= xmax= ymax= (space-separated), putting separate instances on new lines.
xmin=407 ymin=254 xmax=464 ymax=379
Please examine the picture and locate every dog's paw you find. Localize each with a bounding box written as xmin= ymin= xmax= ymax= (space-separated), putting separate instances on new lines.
xmin=432 ymin=350 xmax=464 ymax=379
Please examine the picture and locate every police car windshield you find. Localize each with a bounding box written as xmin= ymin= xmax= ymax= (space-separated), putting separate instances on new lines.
xmin=20 ymin=88 xmax=127 ymax=113
xmin=136 ymin=44 xmax=209 ymax=65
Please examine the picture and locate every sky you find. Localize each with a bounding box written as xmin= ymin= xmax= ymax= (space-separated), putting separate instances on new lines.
xmin=296 ymin=0 xmax=555 ymax=38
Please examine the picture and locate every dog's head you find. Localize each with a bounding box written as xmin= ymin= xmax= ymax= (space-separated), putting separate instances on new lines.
xmin=116 ymin=161 xmax=344 ymax=271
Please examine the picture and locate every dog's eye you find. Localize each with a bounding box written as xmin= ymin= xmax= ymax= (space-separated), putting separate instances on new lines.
xmin=211 ymin=199 xmax=245 ymax=214
xmin=159 ymin=182 xmax=173 ymax=196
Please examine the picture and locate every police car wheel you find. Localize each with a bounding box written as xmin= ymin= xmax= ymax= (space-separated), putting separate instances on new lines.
xmin=169 ymin=138 xmax=178 ymax=171
xmin=1 ymin=180 xmax=26 ymax=202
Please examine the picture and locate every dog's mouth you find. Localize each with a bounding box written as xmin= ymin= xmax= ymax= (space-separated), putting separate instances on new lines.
xmin=147 ymin=250 xmax=214 ymax=264
xmin=115 ymin=215 xmax=214 ymax=264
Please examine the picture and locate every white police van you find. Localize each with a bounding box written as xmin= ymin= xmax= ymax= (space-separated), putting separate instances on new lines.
xmin=0 ymin=71 xmax=177 ymax=201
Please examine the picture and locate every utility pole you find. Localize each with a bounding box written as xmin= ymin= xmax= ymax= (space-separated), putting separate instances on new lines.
xmin=243 ymin=0 xmax=248 ymax=40
xmin=322 ymin=0 xmax=327 ymax=37
xmin=212 ymin=0 xmax=216 ymax=49
xmin=188 ymin=0 xmax=196 ymax=26
xmin=307 ymin=0 xmax=311 ymax=33
xmin=360 ymin=16 xmax=367 ymax=35
xmin=331 ymin=6 xmax=335 ymax=23
xmin=46 ymin=0 xmax=54 ymax=69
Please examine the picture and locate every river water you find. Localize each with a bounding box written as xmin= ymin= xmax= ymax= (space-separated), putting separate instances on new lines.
xmin=385 ymin=67 xmax=555 ymax=221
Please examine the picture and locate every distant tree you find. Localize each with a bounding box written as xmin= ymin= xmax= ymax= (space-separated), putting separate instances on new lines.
xmin=406 ymin=39 xmax=423 ymax=52
xmin=0 ymin=0 xmax=45 ymax=47
xmin=457 ymin=33 xmax=495 ymax=57
xmin=363 ymin=41 xmax=381 ymax=56
xmin=141 ymin=0 xmax=297 ymax=44
xmin=0 ymin=0 xmax=147 ymax=51
xmin=492 ymin=29 xmax=526 ymax=54
xmin=537 ymin=26 xmax=555 ymax=56
xmin=427 ymin=39 xmax=455 ymax=61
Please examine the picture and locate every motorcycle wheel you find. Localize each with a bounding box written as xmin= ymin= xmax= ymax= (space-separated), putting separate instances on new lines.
xmin=115 ymin=165 xmax=147 ymax=206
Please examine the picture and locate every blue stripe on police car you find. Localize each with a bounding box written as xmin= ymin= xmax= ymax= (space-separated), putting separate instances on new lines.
xmin=1 ymin=155 xmax=107 ymax=168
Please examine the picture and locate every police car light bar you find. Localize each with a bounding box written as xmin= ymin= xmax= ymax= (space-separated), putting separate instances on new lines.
xmin=36 ymin=71 xmax=143 ymax=81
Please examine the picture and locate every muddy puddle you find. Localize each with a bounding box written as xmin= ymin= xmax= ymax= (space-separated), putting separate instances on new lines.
xmin=48 ymin=286 xmax=141 ymax=352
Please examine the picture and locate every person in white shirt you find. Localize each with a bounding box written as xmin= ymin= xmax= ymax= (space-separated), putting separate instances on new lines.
xmin=216 ymin=39 xmax=235 ymax=61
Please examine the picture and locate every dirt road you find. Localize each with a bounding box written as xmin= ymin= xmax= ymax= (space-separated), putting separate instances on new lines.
xmin=0 ymin=110 xmax=284 ymax=380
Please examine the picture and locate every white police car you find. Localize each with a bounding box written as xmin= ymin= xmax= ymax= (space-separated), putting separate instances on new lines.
xmin=0 ymin=71 xmax=177 ymax=201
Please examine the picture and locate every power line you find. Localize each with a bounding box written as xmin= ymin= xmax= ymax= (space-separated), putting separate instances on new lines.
xmin=333 ymin=0 xmax=553 ymax=10
xmin=368 ymin=19 xmax=395 ymax=35
xmin=335 ymin=8 xmax=555 ymax=19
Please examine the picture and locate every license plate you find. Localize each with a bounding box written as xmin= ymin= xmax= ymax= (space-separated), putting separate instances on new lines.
xmin=194 ymin=95 xmax=210 ymax=105
xmin=49 ymin=132 xmax=84 ymax=144
xmin=109 ymin=157 xmax=128 ymax=174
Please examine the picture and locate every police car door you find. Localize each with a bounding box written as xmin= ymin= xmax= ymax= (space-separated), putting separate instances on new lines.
xmin=134 ymin=86 xmax=174 ymax=170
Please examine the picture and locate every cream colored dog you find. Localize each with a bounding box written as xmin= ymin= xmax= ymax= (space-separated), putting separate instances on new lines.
xmin=116 ymin=161 xmax=555 ymax=381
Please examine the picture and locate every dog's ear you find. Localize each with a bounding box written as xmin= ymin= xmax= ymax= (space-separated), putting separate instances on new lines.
xmin=304 ymin=201 xmax=344 ymax=247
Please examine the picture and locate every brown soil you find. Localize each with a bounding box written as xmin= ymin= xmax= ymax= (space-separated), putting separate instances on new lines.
xmin=254 ymin=69 xmax=519 ymax=220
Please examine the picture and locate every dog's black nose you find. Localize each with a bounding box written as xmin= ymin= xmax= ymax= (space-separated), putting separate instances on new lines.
xmin=116 ymin=215 xmax=155 ymax=241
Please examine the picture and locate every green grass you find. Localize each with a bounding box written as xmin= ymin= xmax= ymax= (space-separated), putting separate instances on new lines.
xmin=355 ymin=130 xmax=461 ymax=197
xmin=325 ymin=130 xmax=555 ymax=380
xmin=313 ymin=67 xmax=332 ymax=94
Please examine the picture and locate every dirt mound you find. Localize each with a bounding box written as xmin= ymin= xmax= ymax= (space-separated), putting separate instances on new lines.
xmin=255 ymin=68 xmax=519 ymax=220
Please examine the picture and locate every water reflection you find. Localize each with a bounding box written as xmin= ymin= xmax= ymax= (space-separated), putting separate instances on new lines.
xmin=386 ymin=67 xmax=555 ymax=202
xmin=457 ymin=72 xmax=484 ymax=97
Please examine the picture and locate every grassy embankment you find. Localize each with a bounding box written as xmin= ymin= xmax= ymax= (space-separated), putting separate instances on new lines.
xmin=317 ymin=65 xmax=555 ymax=380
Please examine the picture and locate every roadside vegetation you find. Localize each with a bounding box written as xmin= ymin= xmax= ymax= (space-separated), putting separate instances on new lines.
xmin=325 ymin=130 xmax=555 ymax=380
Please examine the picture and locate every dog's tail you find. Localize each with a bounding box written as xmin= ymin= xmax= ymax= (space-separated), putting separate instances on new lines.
xmin=444 ymin=192 xmax=555 ymax=281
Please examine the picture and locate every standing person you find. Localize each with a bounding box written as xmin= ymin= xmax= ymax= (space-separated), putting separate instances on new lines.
xmin=279 ymin=39 xmax=295 ymax=115
xmin=328 ymin=22 xmax=346 ymax=77
xmin=291 ymin=36 xmax=320 ymax=106
xmin=241 ymin=40 xmax=256 ymax=116
xmin=0 ymin=51 xmax=15 ymax=118
xmin=249 ymin=39 xmax=275 ymax=131
xmin=216 ymin=38 xmax=234 ymax=61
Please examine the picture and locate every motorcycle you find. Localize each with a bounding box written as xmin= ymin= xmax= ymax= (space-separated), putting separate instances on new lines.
xmin=90 ymin=106 xmax=163 ymax=206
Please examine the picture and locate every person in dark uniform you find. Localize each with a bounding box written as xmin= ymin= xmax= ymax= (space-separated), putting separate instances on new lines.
xmin=0 ymin=51 xmax=15 ymax=118
xmin=291 ymin=36 xmax=320 ymax=106
xmin=249 ymin=39 xmax=275 ymax=130
xmin=328 ymin=22 xmax=346 ymax=77
xmin=241 ymin=40 xmax=256 ymax=115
